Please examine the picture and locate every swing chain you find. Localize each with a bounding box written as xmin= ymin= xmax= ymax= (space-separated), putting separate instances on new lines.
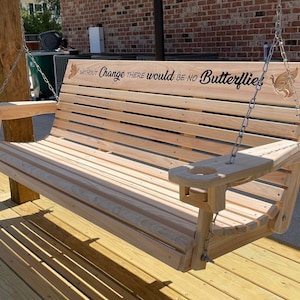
xmin=275 ymin=6 xmax=300 ymax=118
xmin=0 ymin=3 xmax=59 ymax=101
xmin=201 ymin=212 xmax=219 ymax=264
xmin=25 ymin=44 xmax=59 ymax=101
xmin=0 ymin=46 xmax=25 ymax=96
xmin=19 ymin=1 xmax=59 ymax=102
xmin=228 ymin=1 xmax=297 ymax=164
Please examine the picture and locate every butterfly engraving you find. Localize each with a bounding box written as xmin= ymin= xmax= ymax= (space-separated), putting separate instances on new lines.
xmin=270 ymin=68 xmax=298 ymax=98
xmin=68 ymin=63 xmax=79 ymax=79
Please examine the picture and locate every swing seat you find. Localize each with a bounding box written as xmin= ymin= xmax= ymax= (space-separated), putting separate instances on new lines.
xmin=0 ymin=59 xmax=300 ymax=271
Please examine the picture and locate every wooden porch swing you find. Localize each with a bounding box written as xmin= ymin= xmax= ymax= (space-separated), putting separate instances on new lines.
xmin=0 ymin=1 xmax=299 ymax=272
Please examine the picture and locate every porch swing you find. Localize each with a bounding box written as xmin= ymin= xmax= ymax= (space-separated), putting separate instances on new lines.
xmin=0 ymin=1 xmax=300 ymax=272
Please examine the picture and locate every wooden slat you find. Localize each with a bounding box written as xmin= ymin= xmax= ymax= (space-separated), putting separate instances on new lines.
xmin=0 ymin=147 xmax=193 ymax=248
xmin=58 ymin=93 xmax=298 ymax=139
xmin=45 ymin=135 xmax=170 ymax=181
xmin=233 ymin=180 xmax=284 ymax=202
xmin=50 ymin=127 xmax=205 ymax=169
xmin=0 ymin=258 xmax=42 ymax=300
xmin=226 ymin=191 xmax=280 ymax=219
xmin=0 ymin=100 xmax=57 ymax=120
xmin=14 ymin=141 xmax=198 ymax=231
xmin=60 ymin=82 xmax=294 ymax=110
xmin=54 ymin=115 xmax=234 ymax=156
xmin=28 ymin=196 xmax=233 ymax=300
xmin=60 ymin=91 xmax=298 ymax=123
xmin=216 ymin=250 xmax=300 ymax=299
xmin=61 ymin=60 xmax=300 ymax=106
xmin=59 ymin=121 xmax=198 ymax=162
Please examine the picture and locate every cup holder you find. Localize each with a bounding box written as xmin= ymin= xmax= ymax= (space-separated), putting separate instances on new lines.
xmin=189 ymin=166 xmax=217 ymax=175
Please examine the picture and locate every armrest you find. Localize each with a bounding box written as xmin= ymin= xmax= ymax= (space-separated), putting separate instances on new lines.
xmin=0 ymin=100 xmax=57 ymax=120
xmin=169 ymin=140 xmax=300 ymax=212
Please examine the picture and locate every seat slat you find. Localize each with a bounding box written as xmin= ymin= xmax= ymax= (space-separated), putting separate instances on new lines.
xmin=21 ymin=142 xmax=190 ymax=211
xmin=5 ymin=141 xmax=198 ymax=235
xmin=45 ymin=135 xmax=170 ymax=181
xmin=225 ymin=202 xmax=269 ymax=226
xmin=24 ymin=140 xmax=280 ymax=238
xmin=0 ymin=142 xmax=195 ymax=253
xmin=233 ymin=181 xmax=284 ymax=202
xmin=226 ymin=192 xmax=280 ymax=219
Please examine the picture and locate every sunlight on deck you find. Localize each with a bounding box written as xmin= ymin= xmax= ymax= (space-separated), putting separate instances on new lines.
xmin=0 ymin=172 xmax=299 ymax=300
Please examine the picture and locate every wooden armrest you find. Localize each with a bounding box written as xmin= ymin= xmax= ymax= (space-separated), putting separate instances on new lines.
xmin=0 ymin=100 xmax=57 ymax=120
xmin=169 ymin=141 xmax=300 ymax=212
xmin=169 ymin=140 xmax=300 ymax=189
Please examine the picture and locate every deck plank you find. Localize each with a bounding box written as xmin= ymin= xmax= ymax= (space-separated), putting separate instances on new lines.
xmin=215 ymin=252 xmax=300 ymax=299
xmin=0 ymin=258 xmax=42 ymax=300
xmin=0 ymin=172 xmax=300 ymax=299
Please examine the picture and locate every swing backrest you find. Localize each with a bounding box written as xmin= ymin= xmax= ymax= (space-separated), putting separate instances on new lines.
xmin=54 ymin=59 xmax=300 ymax=233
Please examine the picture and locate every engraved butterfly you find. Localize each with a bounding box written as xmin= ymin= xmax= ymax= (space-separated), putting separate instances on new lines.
xmin=270 ymin=68 xmax=298 ymax=98
xmin=68 ymin=63 xmax=79 ymax=79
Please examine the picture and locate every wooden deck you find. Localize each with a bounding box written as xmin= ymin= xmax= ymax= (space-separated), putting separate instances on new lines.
xmin=0 ymin=172 xmax=299 ymax=300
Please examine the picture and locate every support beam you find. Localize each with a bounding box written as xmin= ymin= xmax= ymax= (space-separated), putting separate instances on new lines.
xmin=154 ymin=0 xmax=165 ymax=61
xmin=0 ymin=0 xmax=39 ymax=203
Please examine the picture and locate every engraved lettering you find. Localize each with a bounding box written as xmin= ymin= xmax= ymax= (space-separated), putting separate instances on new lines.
xmin=146 ymin=70 xmax=175 ymax=81
xmin=99 ymin=66 xmax=125 ymax=82
xmin=199 ymin=69 xmax=260 ymax=89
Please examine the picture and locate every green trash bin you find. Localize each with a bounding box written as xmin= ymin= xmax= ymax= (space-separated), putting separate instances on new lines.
xmin=27 ymin=51 xmax=56 ymax=99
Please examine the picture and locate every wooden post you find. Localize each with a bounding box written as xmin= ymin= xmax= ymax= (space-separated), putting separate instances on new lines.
xmin=153 ymin=0 xmax=165 ymax=61
xmin=0 ymin=0 xmax=40 ymax=203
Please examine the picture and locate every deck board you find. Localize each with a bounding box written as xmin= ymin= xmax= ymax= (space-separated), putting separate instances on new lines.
xmin=0 ymin=172 xmax=299 ymax=299
xmin=0 ymin=258 xmax=42 ymax=300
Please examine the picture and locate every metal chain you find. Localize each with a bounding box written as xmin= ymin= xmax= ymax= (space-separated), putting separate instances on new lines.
xmin=201 ymin=0 xmax=298 ymax=264
xmin=201 ymin=212 xmax=218 ymax=263
xmin=19 ymin=0 xmax=59 ymax=102
xmin=0 ymin=46 xmax=25 ymax=96
xmin=228 ymin=0 xmax=298 ymax=164
xmin=25 ymin=45 xmax=59 ymax=101
xmin=0 ymin=2 xmax=59 ymax=101
xmin=275 ymin=6 xmax=300 ymax=118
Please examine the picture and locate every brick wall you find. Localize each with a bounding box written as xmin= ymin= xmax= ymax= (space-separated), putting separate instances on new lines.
xmin=60 ymin=0 xmax=300 ymax=61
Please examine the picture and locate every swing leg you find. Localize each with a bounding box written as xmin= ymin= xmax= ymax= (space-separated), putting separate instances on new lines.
xmin=9 ymin=179 xmax=40 ymax=204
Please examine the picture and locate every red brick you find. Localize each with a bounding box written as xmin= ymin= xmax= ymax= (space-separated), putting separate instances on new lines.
xmin=60 ymin=0 xmax=300 ymax=61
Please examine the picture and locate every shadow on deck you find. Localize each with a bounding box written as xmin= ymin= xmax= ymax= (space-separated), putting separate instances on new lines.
xmin=0 ymin=176 xmax=300 ymax=299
